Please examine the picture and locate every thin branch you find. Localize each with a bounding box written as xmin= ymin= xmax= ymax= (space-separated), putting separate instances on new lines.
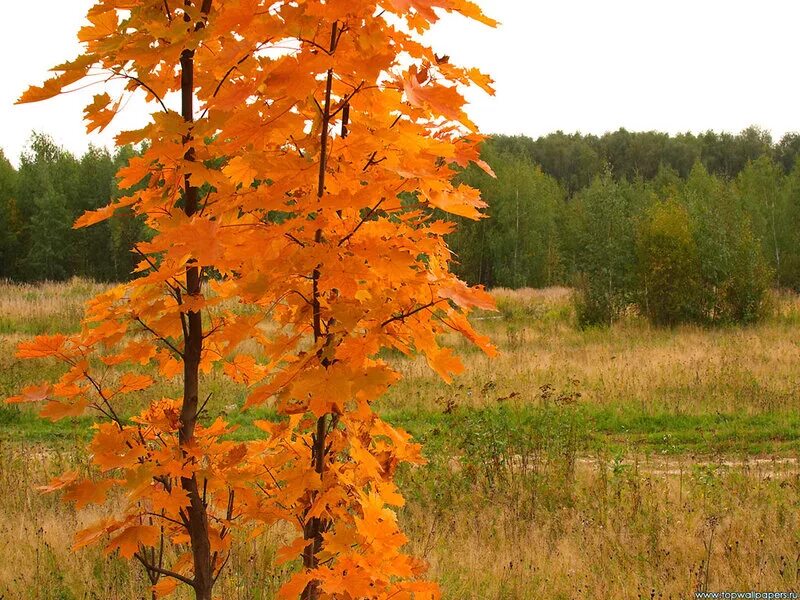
xmin=111 ymin=70 xmax=169 ymax=113
xmin=285 ymin=232 xmax=306 ymax=247
xmin=145 ymin=512 xmax=188 ymax=528
xmin=363 ymin=152 xmax=387 ymax=172
xmin=338 ymin=199 xmax=384 ymax=247
xmin=135 ymin=317 xmax=184 ymax=358
xmin=83 ymin=372 xmax=124 ymax=428
xmin=196 ymin=393 xmax=213 ymax=420
xmin=134 ymin=552 xmax=195 ymax=587
xmin=381 ymin=300 xmax=446 ymax=328
xmin=213 ymin=551 xmax=231 ymax=584
xmin=199 ymin=40 xmax=271 ymax=120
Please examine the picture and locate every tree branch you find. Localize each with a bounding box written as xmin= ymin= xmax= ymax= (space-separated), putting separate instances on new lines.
xmin=134 ymin=552 xmax=195 ymax=587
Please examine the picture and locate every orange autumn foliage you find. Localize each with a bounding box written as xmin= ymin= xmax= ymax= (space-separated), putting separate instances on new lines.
xmin=9 ymin=1 xmax=496 ymax=599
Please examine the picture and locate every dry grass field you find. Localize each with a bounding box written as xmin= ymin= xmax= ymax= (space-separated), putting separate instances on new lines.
xmin=2 ymin=279 xmax=800 ymax=599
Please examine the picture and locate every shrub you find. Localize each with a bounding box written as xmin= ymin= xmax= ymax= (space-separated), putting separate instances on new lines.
xmin=636 ymin=200 xmax=703 ymax=325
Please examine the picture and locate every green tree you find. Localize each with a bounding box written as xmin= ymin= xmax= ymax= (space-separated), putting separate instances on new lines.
xmin=682 ymin=163 xmax=771 ymax=323
xmin=0 ymin=151 xmax=21 ymax=278
xmin=776 ymin=161 xmax=800 ymax=290
xmin=452 ymin=144 xmax=565 ymax=288
xmin=636 ymin=200 xmax=702 ymax=325
xmin=569 ymin=173 xmax=650 ymax=325
xmin=16 ymin=134 xmax=79 ymax=281
xmin=72 ymin=145 xmax=118 ymax=280
xmin=735 ymin=156 xmax=785 ymax=283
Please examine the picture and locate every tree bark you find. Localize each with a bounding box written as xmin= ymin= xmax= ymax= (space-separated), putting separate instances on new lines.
xmin=178 ymin=2 xmax=214 ymax=598
xmin=301 ymin=22 xmax=340 ymax=600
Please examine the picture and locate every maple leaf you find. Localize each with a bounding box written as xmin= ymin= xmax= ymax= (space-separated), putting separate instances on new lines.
xmin=223 ymin=354 xmax=266 ymax=385
xmin=73 ymin=517 xmax=119 ymax=552
xmin=84 ymin=92 xmax=120 ymax=134
xmin=16 ymin=334 xmax=67 ymax=358
xmin=106 ymin=525 xmax=160 ymax=559
xmin=6 ymin=383 xmax=51 ymax=404
xmin=438 ymin=280 xmax=496 ymax=311
xmin=16 ymin=56 xmax=92 ymax=104
xmin=78 ymin=9 xmax=118 ymax=43
xmin=116 ymin=373 xmax=154 ymax=395
xmin=276 ymin=536 xmax=310 ymax=565
xmin=426 ymin=347 xmax=464 ymax=384
xmin=38 ymin=471 xmax=80 ymax=494
xmin=152 ymin=578 xmax=179 ymax=597
xmin=40 ymin=398 xmax=90 ymax=421
xmin=223 ymin=156 xmax=259 ymax=188
xmin=277 ymin=572 xmax=314 ymax=600
xmin=64 ymin=478 xmax=115 ymax=510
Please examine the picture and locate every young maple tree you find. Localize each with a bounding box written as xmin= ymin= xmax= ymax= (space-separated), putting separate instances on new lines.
xmin=10 ymin=1 xmax=497 ymax=599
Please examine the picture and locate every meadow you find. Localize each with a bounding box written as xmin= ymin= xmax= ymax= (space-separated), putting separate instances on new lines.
xmin=2 ymin=279 xmax=800 ymax=599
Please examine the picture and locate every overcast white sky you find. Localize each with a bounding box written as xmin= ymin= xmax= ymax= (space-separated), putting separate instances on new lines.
xmin=2 ymin=0 xmax=799 ymax=165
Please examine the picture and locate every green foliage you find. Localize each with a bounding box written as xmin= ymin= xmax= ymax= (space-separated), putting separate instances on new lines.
xmin=452 ymin=144 xmax=564 ymax=288
xmin=569 ymin=174 xmax=650 ymax=326
xmin=683 ymin=163 xmax=772 ymax=324
xmin=734 ymin=156 xmax=785 ymax=283
xmin=0 ymin=125 xmax=793 ymax=326
xmin=0 ymin=134 xmax=146 ymax=282
xmin=451 ymin=130 xmax=786 ymax=328
xmin=778 ymin=162 xmax=800 ymax=291
xmin=636 ymin=200 xmax=702 ymax=325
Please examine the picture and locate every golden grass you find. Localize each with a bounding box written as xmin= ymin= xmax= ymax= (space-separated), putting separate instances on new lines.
xmin=2 ymin=280 xmax=800 ymax=598
xmin=3 ymin=443 xmax=800 ymax=599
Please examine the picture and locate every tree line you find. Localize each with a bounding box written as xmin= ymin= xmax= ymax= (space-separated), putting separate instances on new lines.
xmin=0 ymin=133 xmax=146 ymax=282
xmin=3 ymin=128 xmax=799 ymax=327
xmin=451 ymin=128 xmax=800 ymax=326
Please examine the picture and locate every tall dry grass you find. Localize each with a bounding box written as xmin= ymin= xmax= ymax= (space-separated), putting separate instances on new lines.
xmin=2 ymin=280 xmax=800 ymax=598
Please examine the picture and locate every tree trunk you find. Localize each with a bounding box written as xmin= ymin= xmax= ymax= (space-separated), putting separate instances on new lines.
xmin=302 ymin=23 xmax=340 ymax=600
xmin=178 ymin=2 xmax=214 ymax=598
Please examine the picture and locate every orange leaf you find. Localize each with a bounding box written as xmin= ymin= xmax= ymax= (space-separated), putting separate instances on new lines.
xmin=64 ymin=478 xmax=115 ymax=509
xmin=275 ymin=536 xmax=309 ymax=565
xmin=38 ymin=471 xmax=80 ymax=493
xmin=152 ymin=577 xmax=179 ymax=597
xmin=438 ymin=280 xmax=496 ymax=311
xmin=426 ymin=347 xmax=463 ymax=384
xmin=106 ymin=524 xmax=159 ymax=559
xmin=40 ymin=398 xmax=90 ymax=421
xmin=84 ymin=92 xmax=120 ymax=134
xmin=16 ymin=57 xmax=91 ymax=104
xmin=277 ymin=572 xmax=314 ymax=600
xmin=6 ymin=383 xmax=51 ymax=404
xmin=223 ymin=156 xmax=258 ymax=188
xmin=116 ymin=373 xmax=154 ymax=395
xmin=16 ymin=334 xmax=67 ymax=358
xmin=78 ymin=9 xmax=118 ymax=43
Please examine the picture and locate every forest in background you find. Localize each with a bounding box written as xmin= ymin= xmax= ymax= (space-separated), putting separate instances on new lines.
xmin=451 ymin=127 xmax=800 ymax=325
xmin=2 ymin=127 xmax=800 ymax=325
xmin=0 ymin=134 xmax=146 ymax=283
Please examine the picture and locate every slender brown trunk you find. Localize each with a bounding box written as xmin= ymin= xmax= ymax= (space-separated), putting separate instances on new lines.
xmin=301 ymin=22 xmax=340 ymax=600
xmin=178 ymin=2 xmax=213 ymax=598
